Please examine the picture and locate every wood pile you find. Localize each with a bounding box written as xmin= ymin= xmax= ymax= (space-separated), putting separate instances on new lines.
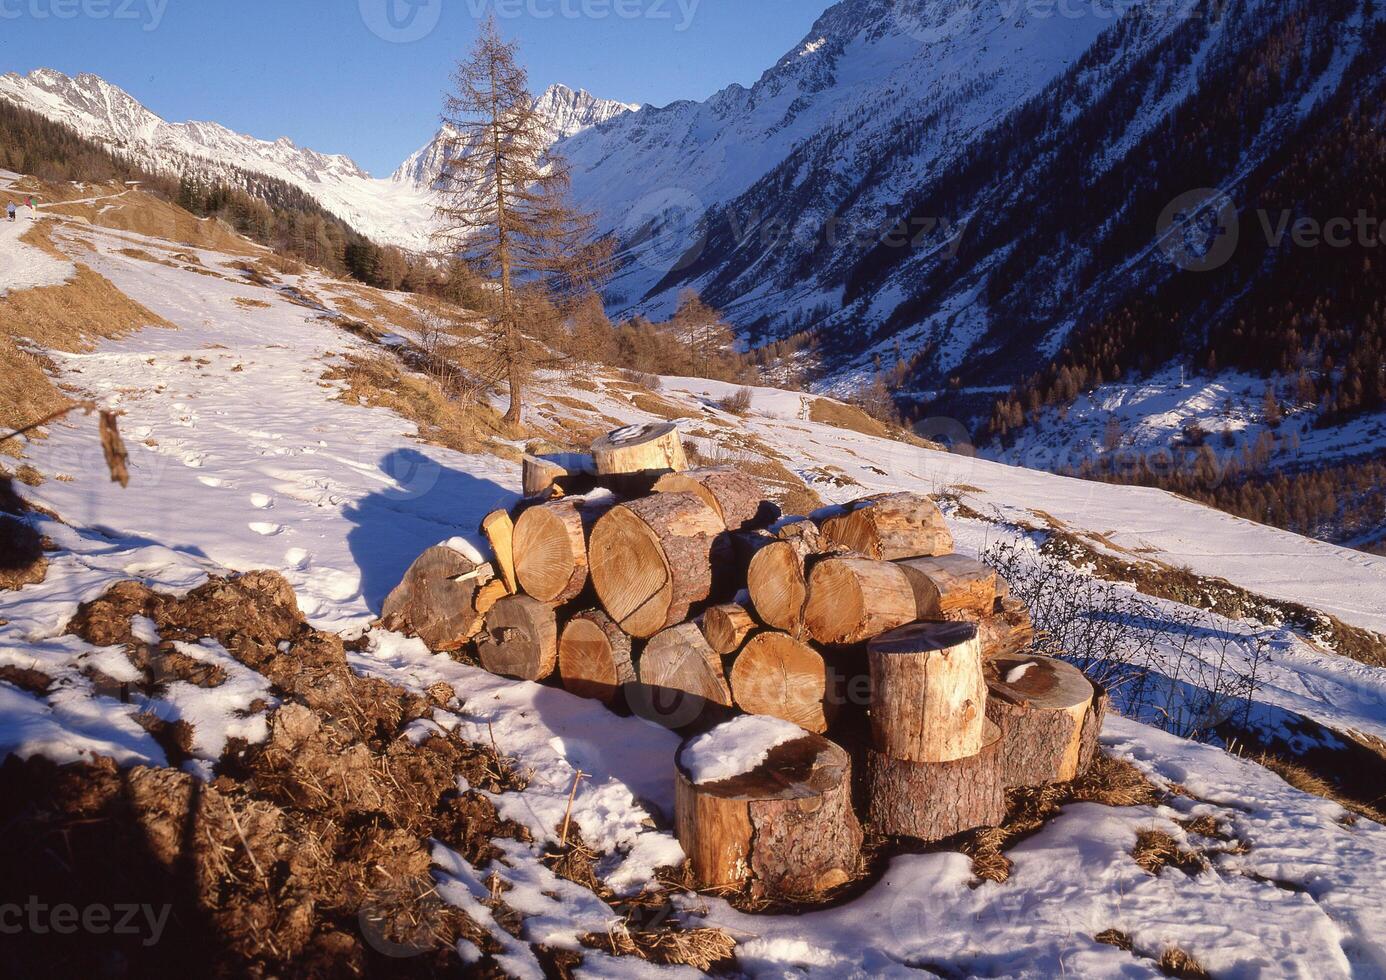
xmin=384 ymin=422 xmax=1107 ymax=901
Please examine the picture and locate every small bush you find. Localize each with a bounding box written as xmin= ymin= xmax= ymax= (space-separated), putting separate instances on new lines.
xmin=717 ymin=387 xmax=753 ymax=415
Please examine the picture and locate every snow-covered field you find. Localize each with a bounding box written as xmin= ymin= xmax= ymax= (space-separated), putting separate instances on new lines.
xmin=5 ymin=205 xmax=1386 ymax=976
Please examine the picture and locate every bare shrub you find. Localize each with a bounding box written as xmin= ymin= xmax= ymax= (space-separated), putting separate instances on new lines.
xmin=717 ymin=387 xmax=753 ymax=415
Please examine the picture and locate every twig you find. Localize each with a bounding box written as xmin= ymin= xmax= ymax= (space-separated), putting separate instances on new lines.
xmin=0 ymin=400 xmax=95 ymax=444
xmin=559 ymin=769 xmax=587 ymax=848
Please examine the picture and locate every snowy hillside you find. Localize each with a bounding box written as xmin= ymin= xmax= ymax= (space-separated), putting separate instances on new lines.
xmin=0 ymin=71 xmax=632 ymax=252
xmin=5 ymin=176 xmax=1386 ymax=974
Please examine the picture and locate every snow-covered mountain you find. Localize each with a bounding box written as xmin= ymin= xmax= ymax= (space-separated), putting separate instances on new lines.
xmin=390 ymin=83 xmax=639 ymax=191
xmin=0 ymin=70 xmax=634 ymax=252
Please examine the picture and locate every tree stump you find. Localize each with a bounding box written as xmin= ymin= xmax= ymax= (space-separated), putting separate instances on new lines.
xmin=868 ymin=621 xmax=986 ymax=763
xmin=804 ymin=558 xmax=918 ymax=645
xmin=819 ymin=492 xmax=953 ymax=561
xmin=557 ymin=609 xmax=635 ymax=704
xmin=701 ymin=601 xmax=758 ymax=655
xmin=986 ymin=654 xmax=1102 ymax=786
xmin=591 ymin=422 xmax=689 ymax=484
xmin=588 ymin=492 xmax=728 ymax=638
xmin=866 ymin=721 xmax=1006 ymax=842
xmin=896 ymin=554 xmax=997 ymax=619
xmin=729 ymin=632 xmax=834 ymax=733
xmin=481 ymin=510 xmax=519 ymax=595
xmin=653 ymin=467 xmax=776 ymax=531
xmin=513 ymin=497 xmax=612 ymax=605
xmin=640 ymin=622 xmax=732 ymax=709
xmin=674 ymin=727 xmax=861 ymax=897
xmin=476 ymin=595 xmax=558 ymax=681
xmin=380 ymin=546 xmax=489 ymax=652
xmin=523 ymin=455 xmax=571 ymax=499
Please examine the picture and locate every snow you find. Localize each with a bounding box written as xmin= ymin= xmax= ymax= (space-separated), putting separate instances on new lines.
xmin=5 ymin=205 xmax=1386 ymax=973
xmin=0 ymin=173 xmax=74 ymax=296
xmin=1005 ymin=661 xmax=1036 ymax=685
xmin=680 ymin=715 xmax=806 ymax=785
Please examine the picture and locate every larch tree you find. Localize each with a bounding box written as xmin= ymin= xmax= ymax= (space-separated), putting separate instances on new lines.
xmin=433 ymin=17 xmax=610 ymax=425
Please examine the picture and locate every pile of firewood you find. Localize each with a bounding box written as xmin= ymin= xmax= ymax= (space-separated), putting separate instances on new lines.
xmin=383 ymin=421 xmax=1107 ymax=900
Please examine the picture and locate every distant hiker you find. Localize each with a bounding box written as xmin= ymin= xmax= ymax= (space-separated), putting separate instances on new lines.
xmin=26 ymin=196 xmax=37 ymax=218
xmin=5 ymin=202 xmax=14 ymax=222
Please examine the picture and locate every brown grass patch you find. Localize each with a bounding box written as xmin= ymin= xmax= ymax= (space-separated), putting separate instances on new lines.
xmin=36 ymin=182 xmax=257 ymax=255
xmin=629 ymin=390 xmax=692 ymax=421
xmin=1 ymin=224 xmax=173 ymax=447
xmin=115 ymin=247 xmax=176 ymax=267
xmin=322 ymin=353 xmax=518 ymax=459
xmin=1251 ymin=751 xmax=1386 ymax=824
xmin=1131 ymin=830 xmax=1207 ymax=876
xmin=808 ymin=397 xmax=891 ymax=438
xmin=232 ymin=297 xmax=272 ymax=310
xmin=1159 ymin=947 xmax=1212 ymax=979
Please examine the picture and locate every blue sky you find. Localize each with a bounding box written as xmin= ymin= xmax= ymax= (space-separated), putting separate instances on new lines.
xmin=1 ymin=0 xmax=836 ymax=175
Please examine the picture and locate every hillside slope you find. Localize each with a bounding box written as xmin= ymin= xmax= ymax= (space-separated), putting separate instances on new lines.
xmin=5 ymin=178 xmax=1386 ymax=975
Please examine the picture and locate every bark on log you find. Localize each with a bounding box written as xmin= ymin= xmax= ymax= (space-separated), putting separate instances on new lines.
xmin=557 ymin=609 xmax=635 ymax=704
xmin=819 ymin=492 xmax=953 ymax=561
xmin=476 ymin=595 xmax=558 ymax=681
xmin=653 ymin=467 xmax=777 ymax=531
xmin=674 ymin=730 xmax=861 ymax=897
xmin=588 ymin=492 xmax=728 ymax=638
xmin=380 ymin=546 xmax=488 ymax=652
xmin=592 ymin=422 xmax=689 ymax=480
xmin=481 ymin=510 xmax=519 ymax=595
xmin=866 ymin=721 xmax=1006 ymax=843
xmin=896 ymin=554 xmax=998 ymax=619
xmin=702 ymin=601 xmax=759 ymax=655
xmin=868 ymin=621 xmax=986 ymax=763
xmin=729 ymin=632 xmax=834 ymax=733
xmin=513 ymin=497 xmax=612 ymax=605
xmin=804 ymin=558 xmax=918 ymax=645
xmin=985 ymin=654 xmax=1101 ymax=786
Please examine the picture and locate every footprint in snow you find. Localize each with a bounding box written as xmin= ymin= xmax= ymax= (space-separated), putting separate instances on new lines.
xmin=198 ymin=475 xmax=226 ymax=488
xmin=248 ymin=522 xmax=285 ymax=536
xmin=283 ymin=547 xmax=312 ymax=571
xmin=249 ymin=493 xmax=274 ymax=509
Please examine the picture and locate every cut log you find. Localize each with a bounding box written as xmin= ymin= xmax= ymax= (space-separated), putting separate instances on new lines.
xmin=468 ymin=579 xmax=510 ymax=640
xmin=674 ymin=728 xmax=861 ymax=897
xmin=557 ymin=609 xmax=635 ymax=704
xmin=476 ymin=595 xmax=558 ymax=681
xmin=895 ymin=554 xmax=998 ymax=619
xmin=985 ymin=654 xmax=1100 ymax=786
xmin=701 ymin=601 xmax=758 ymax=655
xmin=804 ymin=558 xmax=917 ymax=645
xmin=730 ymin=632 xmax=834 ymax=733
xmin=866 ymin=721 xmax=1005 ymax=843
xmin=513 ymin=497 xmax=612 ymax=605
xmin=380 ymin=546 xmax=487 ymax=652
xmin=961 ymin=601 xmax=1035 ymax=661
xmin=746 ymin=541 xmax=810 ymax=638
xmin=819 ymin=492 xmax=953 ymax=561
xmin=867 ymin=621 xmax=986 ymax=763
xmin=640 ymin=622 xmax=732 ymax=708
xmin=481 ymin=510 xmax=519 ymax=594
xmin=591 ymin=422 xmax=689 ymax=482
xmin=653 ymin=467 xmax=777 ymax=531
xmin=588 ymin=492 xmax=728 ymax=638
xmin=523 ymin=455 xmax=570 ymax=499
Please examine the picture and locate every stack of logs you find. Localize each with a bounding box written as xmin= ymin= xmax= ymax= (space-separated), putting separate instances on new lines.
xmin=382 ymin=420 xmax=1107 ymax=900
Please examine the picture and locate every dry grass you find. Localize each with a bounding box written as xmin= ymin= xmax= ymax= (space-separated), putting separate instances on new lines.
xmin=1 ymin=224 xmax=173 ymax=446
xmin=34 ymin=181 xmax=257 ymax=255
xmin=1159 ymin=947 xmax=1212 ymax=979
xmin=684 ymin=438 xmax=825 ymax=516
xmin=808 ymin=397 xmax=892 ymax=438
xmin=232 ymin=297 xmax=272 ymax=310
xmin=580 ymin=923 xmax=736 ymax=972
xmin=1252 ymin=751 xmax=1386 ymax=824
xmin=322 ymin=353 xmax=519 ymax=459
xmin=1132 ymin=830 xmax=1207 ymax=876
